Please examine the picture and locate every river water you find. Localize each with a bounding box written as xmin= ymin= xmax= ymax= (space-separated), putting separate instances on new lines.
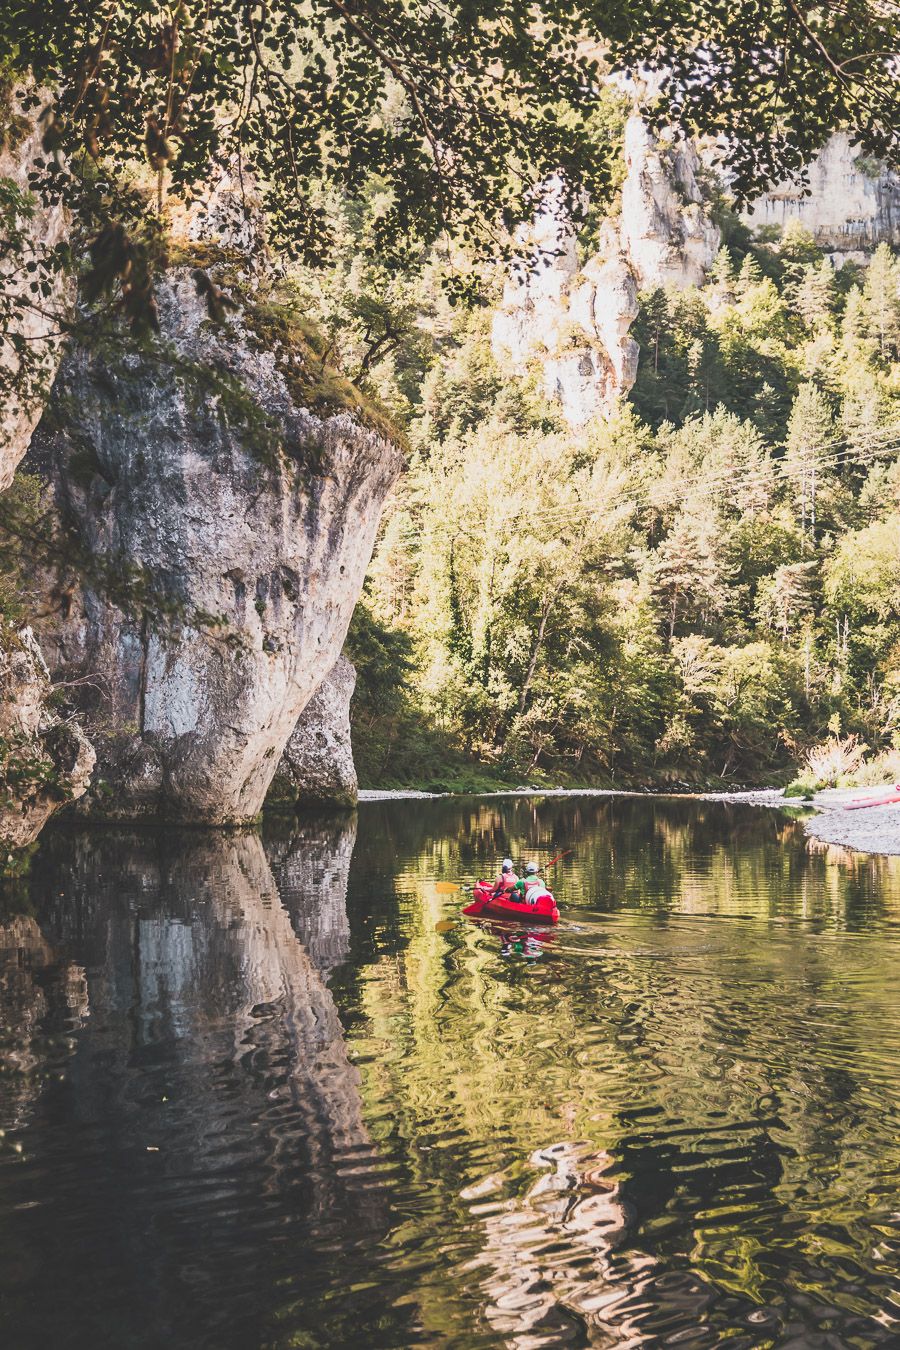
xmin=1 ymin=795 xmax=900 ymax=1348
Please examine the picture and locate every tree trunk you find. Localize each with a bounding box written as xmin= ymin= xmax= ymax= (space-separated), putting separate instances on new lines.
xmin=517 ymin=588 xmax=559 ymax=717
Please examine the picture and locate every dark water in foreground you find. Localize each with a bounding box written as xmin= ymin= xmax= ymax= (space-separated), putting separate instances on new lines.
xmin=2 ymin=796 xmax=900 ymax=1348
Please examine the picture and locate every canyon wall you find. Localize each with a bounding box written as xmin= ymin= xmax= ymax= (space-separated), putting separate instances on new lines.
xmin=0 ymin=623 xmax=95 ymax=851
xmin=492 ymin=120 xmax=721 ymax=429
xmin=26 ymin=267 xmax=402 ymax=825
xmin=269 ymin=656 xmax=358 ymax=809
xmin=740 ymin=132 xmax=900 ymax=264
xmin=493 ymin=121 xmax=899 ymax=432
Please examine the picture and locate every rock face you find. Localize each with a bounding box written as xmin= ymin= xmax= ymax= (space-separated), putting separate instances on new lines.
xmin=492 ymin=190 xmax=640 ymax=430
xmin=27 ymin=269 xmax=403 ymax=825
xmin=619 ymin=116 xmax=721 ymax=290
xmin=269 ymin=656 xmax=358 ymax=809
xmin=491 ymin=122 xmax=720 ymax=430
xmin=0 ymin=86 xmax=71 ymax=491
xmin=0 ymin=624 xmax=95 ymax=850
xmin=741 ymin=132 xmax=900 ymax=262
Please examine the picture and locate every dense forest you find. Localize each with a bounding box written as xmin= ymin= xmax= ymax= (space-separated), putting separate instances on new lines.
xmin=331 ymin=218 xmax=900 ymax=791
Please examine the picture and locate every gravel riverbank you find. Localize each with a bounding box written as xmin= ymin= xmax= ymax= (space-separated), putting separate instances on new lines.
xmin=799 ymin=785 xmax=900 ymax=857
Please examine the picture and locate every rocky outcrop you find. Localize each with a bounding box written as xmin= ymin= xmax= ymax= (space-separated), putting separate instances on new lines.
xmin=492 ymin=190 xmax=640 ymax=430
xmin=27 ymin=268 xmax=403 ymax=825
xmin=269 ymin=656 xmax=358 ymax=809
xmin=0 ymin=84 xmax=71 ymax=491
xmin=492 ymin=119 xmax=719 ymax=430
xmin=0 ymin=623 xmax=95 ymax=851
xmin=741 ymin=132 xmax=900 ymax=262
xmin=619 ymin=115 xmax=721 ymax=289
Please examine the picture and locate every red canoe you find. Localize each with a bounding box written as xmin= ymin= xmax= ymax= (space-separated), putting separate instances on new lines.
xmin=844 ymin=785 xmax=900 ymax=810
xmin=463 ymin=882 xmax=560 ymax=924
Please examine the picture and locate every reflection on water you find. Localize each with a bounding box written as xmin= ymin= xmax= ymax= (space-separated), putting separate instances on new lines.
xmin=1 ymin=796 xmax=900 ymax=1347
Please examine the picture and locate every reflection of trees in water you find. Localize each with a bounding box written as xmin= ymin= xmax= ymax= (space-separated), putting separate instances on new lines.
xmin=0 ymin=817 xmax=397 ymax=1348
xmin=355 ymin=796 xmax=900 ymax=928
xmin=349 ymin=799 xmax=900 ymax=1344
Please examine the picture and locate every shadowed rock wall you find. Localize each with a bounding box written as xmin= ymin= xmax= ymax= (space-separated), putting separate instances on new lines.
xmin=269 ymin=656 xmax=358 ymax=809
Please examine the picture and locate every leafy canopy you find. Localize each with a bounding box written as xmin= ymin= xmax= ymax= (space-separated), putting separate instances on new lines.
xmin=3 ymin=0 xmax=899 ymax=272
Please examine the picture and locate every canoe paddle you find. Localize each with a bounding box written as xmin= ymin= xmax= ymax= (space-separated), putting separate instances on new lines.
xmin=546 ymin=848 xmax=572 ymax=868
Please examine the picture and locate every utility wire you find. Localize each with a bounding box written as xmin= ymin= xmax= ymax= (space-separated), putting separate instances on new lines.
xmin=517 ymin=426 xmax=900 ymax=533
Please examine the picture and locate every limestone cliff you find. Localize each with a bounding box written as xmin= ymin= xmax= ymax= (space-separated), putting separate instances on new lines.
xmin=269 ymin=656 xmax=358 ymax=809
xmin=491 ymin=121 xmax=720 ymax=430
xmin=0 ymin=623 xmax=95 ymax=852
xmin=0 ymin=84 xmax=71 ymax=491
xmin=618 ymin=115 xmax=721 ymax=290
xmin=26 ymin=268 xmax=403 ymax=825
xmin=741 ymin=132 xmax=900 ymax=262
xmin=492 ymin=119 xmax=900 ymax=432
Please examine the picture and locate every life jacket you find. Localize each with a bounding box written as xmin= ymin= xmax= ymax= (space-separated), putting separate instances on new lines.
xmin=521 ymin=876 xmax=547 ymax=903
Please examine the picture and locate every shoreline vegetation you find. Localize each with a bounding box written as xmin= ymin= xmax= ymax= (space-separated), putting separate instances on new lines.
xmin=357 ymin=782 xmax=900 ymax=857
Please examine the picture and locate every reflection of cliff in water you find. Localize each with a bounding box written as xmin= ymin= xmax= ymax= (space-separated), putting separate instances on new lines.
xmin=0 ymin=910 xmax=88 ymax=1134
xmin=264 ymin=809 xmax=356 ymax=973
xmin=1 ymin=817 xmax=384 ymax=1348
xmin=462 ymin=1142 xmax=662 ymax=1346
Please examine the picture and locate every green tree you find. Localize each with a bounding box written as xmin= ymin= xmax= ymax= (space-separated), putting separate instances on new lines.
xmin=783 ymin=382 xmax=835 ymax=542
xmin=862 ymin=243 xmax=900 ymax=362
xmin=794 ymin=260 xmax=838 ymax=333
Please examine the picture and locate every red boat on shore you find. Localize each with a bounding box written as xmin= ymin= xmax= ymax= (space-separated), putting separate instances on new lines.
xmin=462 ymin=882 xmax=560 ymax=924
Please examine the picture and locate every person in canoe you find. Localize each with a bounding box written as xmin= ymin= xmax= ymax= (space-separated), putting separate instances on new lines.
xmin=491 ymin=858 xmax=518 ymax=898
xmin=514 ymin=862 xmax=552 ymax=906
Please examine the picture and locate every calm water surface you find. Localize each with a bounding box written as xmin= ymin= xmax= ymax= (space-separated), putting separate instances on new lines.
xmin=1 ymin=796 xmax=900 ymax=1348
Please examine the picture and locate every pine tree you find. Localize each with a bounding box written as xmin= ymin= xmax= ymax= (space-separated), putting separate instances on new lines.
xmin=783 ymin=383 xmax=835 ymax=543
xmin=708 ymin=248 xmax=737 ymax=305
xmin=794 ymin=259 xmax=837 ymax=332
xmin=862 ymin=243 xmax=900 ymax=362
xmin=736 ymin=253 xmax=763 ymax=296
xmin=840 ymin=287 xmax=875 ymax=363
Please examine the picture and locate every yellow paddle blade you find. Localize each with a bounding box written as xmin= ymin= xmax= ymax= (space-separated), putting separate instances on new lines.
xmin=435 ymin=881 xmax=461 ymax=893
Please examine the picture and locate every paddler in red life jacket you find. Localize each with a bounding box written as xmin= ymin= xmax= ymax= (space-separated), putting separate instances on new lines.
xmin=514 ymin=862 xmax=551 ymax=905
xmin=492 ymin=859 xmax=518 ymax=898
